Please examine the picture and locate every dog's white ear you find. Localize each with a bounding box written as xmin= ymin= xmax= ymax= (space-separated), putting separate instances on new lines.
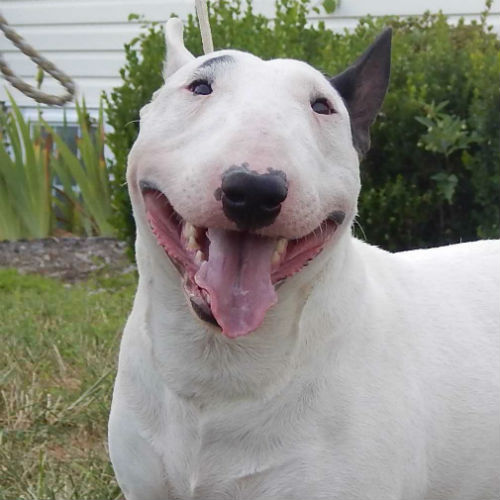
xmin=330 ymin=28 xmax=392 ymax=156
xmin=164 ymin=17 xmax=195 ymax=79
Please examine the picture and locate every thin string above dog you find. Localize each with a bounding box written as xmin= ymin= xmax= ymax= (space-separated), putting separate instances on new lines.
xmin=195 ymin=0 xmax=214 ymax=54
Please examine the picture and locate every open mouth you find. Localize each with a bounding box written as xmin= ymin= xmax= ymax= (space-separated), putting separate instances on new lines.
xmin=142 ymin=184 xmax=338 ymax=338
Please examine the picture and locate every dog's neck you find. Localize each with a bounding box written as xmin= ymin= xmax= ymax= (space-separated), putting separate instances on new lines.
xmin=133 ymin=228 xmax=360 ymax=406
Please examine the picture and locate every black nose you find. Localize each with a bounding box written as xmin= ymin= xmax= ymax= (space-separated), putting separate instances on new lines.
xmin=219 ymin=165 xmax=288 ymax=230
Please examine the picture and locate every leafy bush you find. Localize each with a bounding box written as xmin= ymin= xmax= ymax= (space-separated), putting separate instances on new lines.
xmin=104 ymin=0 xmax=500 ymax=253
xmin=361 ymin=8 xmax=500 ymax=249
xmin=0 ymin=96 xmax=114 ymax=239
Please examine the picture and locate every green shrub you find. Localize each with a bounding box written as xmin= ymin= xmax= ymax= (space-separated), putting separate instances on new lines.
xmin=360 ymin=8 xmax=500 ymax=249
xmin=104 ymin=0 xmax=500 ymax=253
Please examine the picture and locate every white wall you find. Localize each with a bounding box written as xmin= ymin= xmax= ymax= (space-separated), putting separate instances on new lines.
xmin=0 ymin=0 xmax=498 ymax=118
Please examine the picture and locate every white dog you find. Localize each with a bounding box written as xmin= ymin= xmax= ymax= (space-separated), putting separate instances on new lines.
xmin=108 ymin=18 xmax=500 ymax=500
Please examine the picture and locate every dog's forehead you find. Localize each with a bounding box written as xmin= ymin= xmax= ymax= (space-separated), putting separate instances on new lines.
xmin=180 ymin=49 xmax=329 ymax=89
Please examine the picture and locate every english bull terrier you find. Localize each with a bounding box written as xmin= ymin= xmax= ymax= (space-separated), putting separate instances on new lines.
xmin=108 ymin=18 xmax=500 ymax=500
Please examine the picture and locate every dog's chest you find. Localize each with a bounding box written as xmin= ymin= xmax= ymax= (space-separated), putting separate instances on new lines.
xmin=158 ymin=396 xmax=323 ymax=499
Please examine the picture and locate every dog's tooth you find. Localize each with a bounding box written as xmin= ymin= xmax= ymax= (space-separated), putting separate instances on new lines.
xmin=201 ymin=289 xmax=211 ymax=304
xmin=271 ymin=249 xmax=281 ymax=266
xmin=182 ymin=221 xmax=196 ymax=240
xmin=276 ymin=238 xmax=288 ymax=255
xmin=271 ymin=238 xmax=288 ymax=266
xmin=195 ymin=250 xmax=204 ymax=264
xmin=187 ymin=235 xmax=200 ymax=251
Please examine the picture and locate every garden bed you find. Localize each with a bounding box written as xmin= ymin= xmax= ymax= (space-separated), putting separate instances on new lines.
xmin=0 ymin=237 xmax=134 ymax=282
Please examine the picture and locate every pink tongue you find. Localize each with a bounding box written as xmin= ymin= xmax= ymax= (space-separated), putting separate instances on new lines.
xmin=194 ymin=228 xmax=277 ymax=338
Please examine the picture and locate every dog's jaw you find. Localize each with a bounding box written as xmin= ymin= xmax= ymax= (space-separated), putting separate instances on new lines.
xmin=142 ymin=185 xmax=338 ymax=337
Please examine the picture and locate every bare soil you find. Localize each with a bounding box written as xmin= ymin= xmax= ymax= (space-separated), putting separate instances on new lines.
xmin=0 ymin=237 xmax=135 ymax=282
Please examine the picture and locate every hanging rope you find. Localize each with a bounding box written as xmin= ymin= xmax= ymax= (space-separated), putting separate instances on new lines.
xmin=195 ymin=0 xmax=214 ymax=54
xmin=0 ymin=12 xmax=75 ymax=106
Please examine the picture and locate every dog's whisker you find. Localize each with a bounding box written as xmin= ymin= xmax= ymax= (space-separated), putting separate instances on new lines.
xmin=125 ymin=119 xmax=141 ymax=127
xmin=353 ymin=217 xmax=367 ymax=241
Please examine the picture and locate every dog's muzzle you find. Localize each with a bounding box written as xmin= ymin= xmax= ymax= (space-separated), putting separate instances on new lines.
xmin=141 ymin=177 xmax=342 ymax=338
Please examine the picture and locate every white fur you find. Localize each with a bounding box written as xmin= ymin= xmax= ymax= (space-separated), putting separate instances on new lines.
xmin=109 ymin=20 xmax=500 ymax=500
xmin=164 ymin=18 xmax=195 ymax=78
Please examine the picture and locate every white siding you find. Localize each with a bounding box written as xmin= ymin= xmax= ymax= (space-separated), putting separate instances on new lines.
xmin=1 ymin=0 xmax=498 ymax=118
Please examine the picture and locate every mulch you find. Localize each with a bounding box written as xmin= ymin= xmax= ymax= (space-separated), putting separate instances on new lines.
xmin=0 ymin=237 xmax=135 ymax=282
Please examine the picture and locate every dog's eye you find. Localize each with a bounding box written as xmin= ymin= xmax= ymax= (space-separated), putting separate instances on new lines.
xmin=189 ymin=80 xmax=213 ymax=96
xmin=311 ymin=98 xmax=334 ymax=115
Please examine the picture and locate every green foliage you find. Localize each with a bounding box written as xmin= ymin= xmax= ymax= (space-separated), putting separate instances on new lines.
xmin=104 ymin=18 xmax=166 ymax=252
xmin=321 ymin=0 xmax=338 ymax=15
xmin=359 ymin=8 xmax=500 ymax=249
xmin=104 ymin=0 xmax=500 ymax=252
xmin=0 ymin=97 xmax=114 ymax=240
xmin=0 ymin=268 xmax=136 ymax=499
xmin=45 ymin=101 xmax=115 ymax=236
xmin=415 ymin=101 xmax=481 ymax=158
xmin=0 ymin=93 xmax=52 ymax=239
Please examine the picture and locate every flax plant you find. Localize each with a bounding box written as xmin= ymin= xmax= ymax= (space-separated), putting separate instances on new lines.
xmin=0 ymin=93 xmax=53 ymax=239
xmin=0 ymin=95 xmax=114 ymax=240
xmin=46 ymin=100 xmax=114 ymax=236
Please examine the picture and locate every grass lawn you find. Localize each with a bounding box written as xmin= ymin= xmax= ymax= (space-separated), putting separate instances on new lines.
xmin=0 ymin=268 xmax=137 ymax=499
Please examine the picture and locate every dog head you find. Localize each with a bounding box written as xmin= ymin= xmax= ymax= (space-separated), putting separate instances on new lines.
xmin=128 ymin=18 xmax=391 ymax=338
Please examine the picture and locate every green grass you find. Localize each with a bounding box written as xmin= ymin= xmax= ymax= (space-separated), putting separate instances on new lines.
xmin=0 ymin=268 xmax=137 ymax=499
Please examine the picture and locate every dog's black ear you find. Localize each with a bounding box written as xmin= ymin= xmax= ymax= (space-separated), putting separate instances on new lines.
xmin=330 ymin=28 xmax=392 ymax=156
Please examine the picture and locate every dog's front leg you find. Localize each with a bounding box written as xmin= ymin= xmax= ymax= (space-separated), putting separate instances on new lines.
xmin=109 ymin=398 xmax=169 ymax=500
